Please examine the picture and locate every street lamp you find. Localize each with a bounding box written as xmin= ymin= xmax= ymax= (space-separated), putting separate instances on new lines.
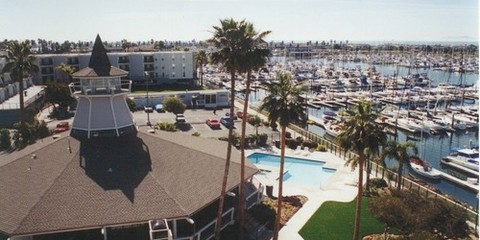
xmin=145 ymin=71 xmax=151 ymax=126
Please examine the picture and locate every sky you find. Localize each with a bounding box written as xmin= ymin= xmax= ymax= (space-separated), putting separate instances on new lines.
xmin=1 ymin=0 xmax=479 ymax=43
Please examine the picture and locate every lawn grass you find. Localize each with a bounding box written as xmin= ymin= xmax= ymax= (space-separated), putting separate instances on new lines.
xmin=299 ymin=196 xmax=391 ymax=240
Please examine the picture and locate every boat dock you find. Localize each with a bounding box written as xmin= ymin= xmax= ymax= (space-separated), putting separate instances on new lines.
xmin=439 ymin=171 xmax=478 ymax=192
xmin=440 ymin=158 xmax=479 ymax=176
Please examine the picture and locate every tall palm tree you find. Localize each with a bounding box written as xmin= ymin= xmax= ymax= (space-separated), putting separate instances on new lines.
xmin=237 ymin=22 xmax=271 ymax=235
xmin=259 ymin=72 xmax=307 ymax=240
xmin=1 ymin=40 xmax=39 ymax=123
xmin=195 ymin=50 xmax=208 ymax=88
xmin=55 ymin=63 xmax=74 ymax=82
xmin=380 ymin=140 xmax=418 ymax=190
xmin=336 ymin=100 xmax=386 ymax=240
xmin=208 ymin=18 xmax=248 ymax=240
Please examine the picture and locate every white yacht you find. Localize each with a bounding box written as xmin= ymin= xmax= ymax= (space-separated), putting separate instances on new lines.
xmin=442 ymin=148 xmax=479 ymax=171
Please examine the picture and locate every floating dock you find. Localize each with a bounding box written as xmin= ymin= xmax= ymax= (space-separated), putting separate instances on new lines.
xmin=439 ymin=172 xmax=478 ymax=192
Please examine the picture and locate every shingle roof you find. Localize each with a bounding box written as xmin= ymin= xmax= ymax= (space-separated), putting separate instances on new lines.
xmin=71 ymin=34 xmax=128 ymax=78
xmin=0 ymin=132 xmax=257 ymax=236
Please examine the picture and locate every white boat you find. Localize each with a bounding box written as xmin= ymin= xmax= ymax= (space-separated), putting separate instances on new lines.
xmin=409 ymin=157 xmax=442 ymax=179
xmin=324 ymin=121 xmax=341 ymax=137
xmin=442 ymin=148 xmax=479 ymax=171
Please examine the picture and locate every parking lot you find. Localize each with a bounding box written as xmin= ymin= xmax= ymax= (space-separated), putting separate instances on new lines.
xmin=133 ymin=106 xmax=281 ymax=141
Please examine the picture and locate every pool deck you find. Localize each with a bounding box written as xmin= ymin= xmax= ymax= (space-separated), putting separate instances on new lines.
xmin=246 ymin=146 xmax=359 ymax=240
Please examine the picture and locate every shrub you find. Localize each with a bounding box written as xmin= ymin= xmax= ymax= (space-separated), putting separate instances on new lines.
xmin=316 ymin=144 xmax=327 ymax=152
xmin=0 ymin=129 xmax=11 ymax=150
xmin=155 ymin=122 xmax=176 ymax=132
xmin=257 ymin=133 xmax=268 ymax=146
xmin=191 ymin=131 xmax=200 ymax=137
xmin=12 ymin=119 xmax=51 ymax=149
xmin=302 ymin=140 xmax=318 ymax=150
xmin=285 ymin=131 xmax=292 ymax=138
xmin=286 ymin=138 xmax=299 ymax=149
xmin=369 ymin=178 xmax=388 ymax=189
xmin=126 ymin=98 xmax=137 ymax=112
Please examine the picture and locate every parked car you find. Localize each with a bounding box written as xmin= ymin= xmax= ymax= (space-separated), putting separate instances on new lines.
xmin=144 ymin=106 xmax=154 ymax=113
xmin=220 ymin=116 xmax=234 ymax=129
xmin=206 ymin=118 xmax=221 ymax=129
xmin=54 ymin=121 xmax=69 ymax=133
xmin=225 ymin=112 xmax=238 ymax=120
xmin=155 ymin=104 xmax=164 ymax=113
xmin=175 ymin=113 xmax=186 ymax=124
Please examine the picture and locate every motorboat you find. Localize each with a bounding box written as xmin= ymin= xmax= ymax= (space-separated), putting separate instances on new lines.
xmin=442 ymin=147 xmax=479 ymax=171
xmin=409 ymin=156 xmax=442 ymax=179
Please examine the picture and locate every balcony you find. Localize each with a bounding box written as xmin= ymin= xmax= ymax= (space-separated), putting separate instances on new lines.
xmin=144 ymin=56 xmax=154 ymax=63
xmin=40 ymin=58 xmax=53 ymax=65
xmin=118 ymin=57 xmax=130 ymax=63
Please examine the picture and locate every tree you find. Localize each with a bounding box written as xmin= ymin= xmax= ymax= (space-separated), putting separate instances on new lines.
xmin=236 ymin=21 xmax=271 ymax=236
xmin=335 ymin=100 xmax=386 ymax=240
xmin=55 ymin=63 xmax=74 ymax=82
xmin=259 ymin=72 xmax=307 ymax=240
xmin=209 ymin=18 xmax=252 ymax=239
xmin=195 ymin=50 xmax=208 ymax=88
xmin=1 ymin=40 xmax=39 ymax=124
xmin=369 ymin=189 xmax=469 ymax=239
xmin=162 ymin=97 xmax=186 ymax=114
xmin=380 ymin=141 xmax=417 ymax=190
xmin=44 ymin=81 xmax=75 ymax=119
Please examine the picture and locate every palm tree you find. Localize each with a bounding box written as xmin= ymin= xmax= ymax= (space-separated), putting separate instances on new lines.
xmin=335 ymin=100 xmax=386 ymax=240
xmin=259 ymin=72 xmax=307 ymax=240
xmin=380 ymin=140 xmax=418 ymax=190
xmin=208 ymin=18 xmax=248 ymax=240
xmin=236 ymin=21 xmax=271 ymax=235
xmin=195 ymin=50 xmax=208 ymax=88
xmin=1 ymin=40 xmax=39 ymax=124
xmin=55 ymin=63 xmax=74 ymax=82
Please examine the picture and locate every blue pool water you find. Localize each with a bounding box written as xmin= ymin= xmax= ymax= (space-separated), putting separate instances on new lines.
xmin=247 ymin=152 xmax=336 ymax=189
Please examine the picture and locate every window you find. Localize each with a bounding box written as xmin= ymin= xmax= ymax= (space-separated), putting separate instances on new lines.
xmin=183 ymin=72 xmax=185 ymax=77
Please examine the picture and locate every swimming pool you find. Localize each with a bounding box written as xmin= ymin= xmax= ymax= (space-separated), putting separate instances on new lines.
xmin=247 ymin=152 xmax=336 ymax=189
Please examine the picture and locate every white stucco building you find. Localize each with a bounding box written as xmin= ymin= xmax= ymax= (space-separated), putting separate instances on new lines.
xmin=32 ymin=50 xmax=195 ymax=85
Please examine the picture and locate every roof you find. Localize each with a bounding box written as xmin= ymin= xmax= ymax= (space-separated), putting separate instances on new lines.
xmin=71 ymin=34 xmax=128 ymax=78
xmin=0 ymin=131 xmax=257 ymax=236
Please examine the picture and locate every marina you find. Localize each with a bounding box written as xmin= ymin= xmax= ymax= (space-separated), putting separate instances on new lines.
xmin=218 ymin=55 xmax=479 ymax=209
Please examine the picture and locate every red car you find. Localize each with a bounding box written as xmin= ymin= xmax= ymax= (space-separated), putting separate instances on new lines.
xmin=205 ymin=118 xmax=221 ymax=129
xmin=54 ymin=121 xmax=70 ymax=133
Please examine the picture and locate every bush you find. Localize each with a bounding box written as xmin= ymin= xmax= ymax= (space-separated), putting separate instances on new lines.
xmin=369 ymin=178 xmax=388 ymax=189
xmin=257 ymin=133 xmax=268 ymax=146
xmin=316 ymin=144 xmax=327 ymax=152
xmin=285 ymin=131 xmax=292 ymax=138
xmin=163 ymin=97 xmax=186 ymax=114
xmin=286 ymin=138 xmax=299 ymax=149
xmin=0 ymin=129 xmax=11 ymax=150
xmin=155 ymin=122 xmax=176 ymax=132
xmin=302 ymin=140 xmax=318 ymax=150
xmin=191 ymin=131 xmax=200 ymax=137
xmin=126 ymin=98 xmax=137 ymax=112
xmin=219 ymin=132 xmax=240 ymax=146
xmin=12 ymin=119 xmax=51 ymax=149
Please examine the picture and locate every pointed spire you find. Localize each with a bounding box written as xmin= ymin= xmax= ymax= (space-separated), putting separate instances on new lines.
xmin=88 ymin=34 xmax=111 ymax=76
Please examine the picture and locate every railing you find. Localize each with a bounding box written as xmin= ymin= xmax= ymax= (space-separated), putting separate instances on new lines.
xmin=175 ymin=208 xmax=235 ymax=240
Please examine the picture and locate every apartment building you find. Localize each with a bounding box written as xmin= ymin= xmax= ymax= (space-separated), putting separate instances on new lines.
xmin=33 ymin=51 xmax=196 ymax=85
